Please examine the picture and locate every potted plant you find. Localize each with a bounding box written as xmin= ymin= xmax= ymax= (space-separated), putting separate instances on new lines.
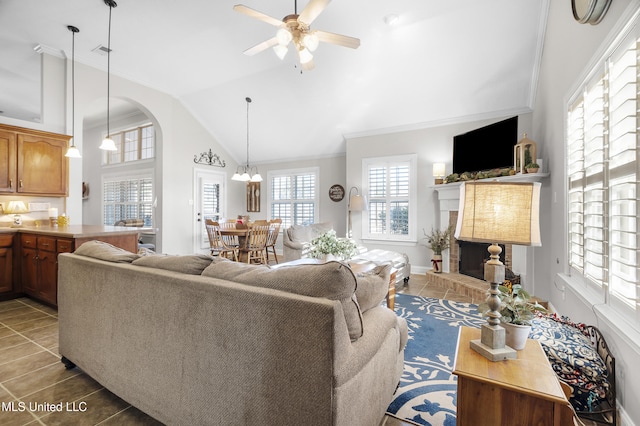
xmin=423 ymin=226 xmax=453 ymax=273
xmin=307 ymin=229 xmax=358 ymax=261
xmin=525 ymin=162 xmax=540 ymax=174
xmin=477 ymin=283 xmax=547 ymax=350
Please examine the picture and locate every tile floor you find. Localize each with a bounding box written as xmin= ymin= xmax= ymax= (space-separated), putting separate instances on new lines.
xmin=0 ymin=275 xmax=597 ymax=426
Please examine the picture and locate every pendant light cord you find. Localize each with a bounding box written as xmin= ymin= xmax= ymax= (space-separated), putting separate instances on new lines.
xmin=106 ymin=2 xmax=112 ymax=138
xmin=246 ymin=97 xmax=251 ymax=169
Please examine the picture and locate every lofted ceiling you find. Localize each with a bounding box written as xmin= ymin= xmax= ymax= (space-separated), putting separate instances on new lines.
xmin=0 ymin=0 xmax=548 ymax=164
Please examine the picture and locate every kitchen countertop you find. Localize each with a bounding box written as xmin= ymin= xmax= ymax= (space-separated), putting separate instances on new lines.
xmin=0 ymin=225 xmax=143 ymax=237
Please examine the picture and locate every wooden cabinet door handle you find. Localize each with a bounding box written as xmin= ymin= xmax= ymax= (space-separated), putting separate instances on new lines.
xmin=9 ymin=178 xmax=13 ymax=188
xmin=19 ymin=179 xmax=23 ymax=188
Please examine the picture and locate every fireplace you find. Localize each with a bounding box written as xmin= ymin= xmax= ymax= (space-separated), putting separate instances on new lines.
xmin=447 ymin=211 xmax=512 ymax=276
xmin=458 ymin=241 xmax=505 ymax=280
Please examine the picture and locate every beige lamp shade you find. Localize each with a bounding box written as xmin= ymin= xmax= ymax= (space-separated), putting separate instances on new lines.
xmin=454 ymin=181 xmax=541 ymax=246
xmin=432 ymin=163 xmax=446 ymax=178
xmin=349 ymin=194 xmax=367 ymax=212
xmin=5 ymin=201 xmax=29 ymax=214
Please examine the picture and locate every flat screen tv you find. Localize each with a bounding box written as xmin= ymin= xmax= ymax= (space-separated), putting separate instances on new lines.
xmin=452 ymin=116 xmax=518 ymax=175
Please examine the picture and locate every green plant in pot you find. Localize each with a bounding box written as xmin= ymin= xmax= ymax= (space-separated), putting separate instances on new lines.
xmin=307 ymin=229 xmax=358 ymax=261
xmin=423 ymin=226 xmax=453 ymax=273
xmin=525 ymin=162 xmax=540 ymax=173
xmin=477 ymin=283 xmax=547 ymax=350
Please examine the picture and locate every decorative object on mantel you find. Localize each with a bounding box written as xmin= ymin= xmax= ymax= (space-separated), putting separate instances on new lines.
xmin=232 ymin=97 xmax=263 ymax=182
xmin=99 ymin=0 xmax=118 ymax=151
xmin=454 ymin=181 xmax=541 ymax=361
xmin=65 ymin=25 xmax=81 ymax=159
xmin=433 ymin=163 xmax=446 ymax=184
xmin=525 ymin=162 xmax=540 ymax=174
xmin=193 ymin=149 xmax=226 ymax=167
xmin=513 ymin=133 xmax=537 ymax=174
xmin=423 ymin=225 xmax=453 ymax=273
xmin=5 ymin=201 xmax=29 ymax=227
xmin=444 ymin=167 xmax=514 ymax=184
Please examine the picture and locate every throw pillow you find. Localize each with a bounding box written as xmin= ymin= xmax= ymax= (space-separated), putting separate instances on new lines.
xmin=74 ymin=240 xmax=140 ymax=263
xmin=133 ymin=253 xmax=214 ymax=275
xmin=354 ymin=264 xmax=391 ymax=312
xmin=202 ymin=260 xmax=363 ymax=341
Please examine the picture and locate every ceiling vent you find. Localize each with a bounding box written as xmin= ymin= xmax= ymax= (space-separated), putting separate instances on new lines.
xmin=92 ymin=45 xmax=111 ymax=56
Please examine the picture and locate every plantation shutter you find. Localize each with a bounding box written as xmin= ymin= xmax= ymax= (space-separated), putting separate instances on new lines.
xmin=608 ymin=36 xmax=639 ymax=311
xmin=269 ymin=170 xmax=317 ymax=229
xmin=567 ymin=27 xmax=640 ymax=322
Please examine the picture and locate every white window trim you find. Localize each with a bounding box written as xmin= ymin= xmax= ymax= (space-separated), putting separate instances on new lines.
xmin=361 ymin=154 xmax=417 ymax=243
xmin=563 ymin=5 xmax=640 ymax=332
xmin=267 ymin=167 xmax=319 ymax=227
xmin=102 ymin=168 xmax=155 ymax=226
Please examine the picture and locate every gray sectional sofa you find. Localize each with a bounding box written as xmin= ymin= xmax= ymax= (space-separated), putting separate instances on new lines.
xmin=57 ymin=241 xmax=407 ymax=426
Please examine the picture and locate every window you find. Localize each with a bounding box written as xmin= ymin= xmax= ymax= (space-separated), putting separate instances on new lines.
xmin=268 ymin=168 xmax=318 ymax=230
xmin=566 ymin=21 xmax=640 ymax=327
xmin=103 ymin=173 xmax=154 ymax=227
xmin=103 ymin=124 xmax=155 ymax=165
xmin=363 ymin=155 xmax=417 ymax=241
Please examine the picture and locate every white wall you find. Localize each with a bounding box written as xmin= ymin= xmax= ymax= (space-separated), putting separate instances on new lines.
xmin=345 ymin=114 xmax=533 ymax=273
xmin=533 ymin=1 xmax=639 ymax=424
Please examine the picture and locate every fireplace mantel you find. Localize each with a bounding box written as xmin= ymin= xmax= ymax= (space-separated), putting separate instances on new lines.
xmin=432 ymin=172 xmax=548 ymax=273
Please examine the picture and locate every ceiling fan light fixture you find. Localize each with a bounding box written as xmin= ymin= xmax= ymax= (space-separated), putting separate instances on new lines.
xmin=302 ymin=32 xmax=319 ymax=51
xmin=298 ymin=47 xmax=313 ymax=64
xmin=276 ymin=27 xmax=292 ymax=46
xmin=273 ymin=44 xmax=289 ymax=60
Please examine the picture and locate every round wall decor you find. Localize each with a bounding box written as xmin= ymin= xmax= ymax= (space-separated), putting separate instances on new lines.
xmin=572 ymin=0 xmax=611 ymax=25
xmin=329 ymin=184 xmax=345 ymax=202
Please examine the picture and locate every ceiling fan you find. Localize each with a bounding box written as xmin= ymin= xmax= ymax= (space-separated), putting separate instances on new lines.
xmin=233 ymin=0 xmax=360 ymax=71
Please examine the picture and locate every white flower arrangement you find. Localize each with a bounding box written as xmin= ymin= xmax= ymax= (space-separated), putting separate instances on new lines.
xmin=307 ymin=229 xmax=358 ymax=260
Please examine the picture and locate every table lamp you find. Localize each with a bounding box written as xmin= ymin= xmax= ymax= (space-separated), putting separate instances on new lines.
xmin=5 ymin=201 xmax=30 ymax=227
xmin=454 ymin=181 xmax=541 ymax=361
xmin=347 ymin=186 xmax=367 ymax=238
xmin=433 ymin=163 xmax=446 ymax=184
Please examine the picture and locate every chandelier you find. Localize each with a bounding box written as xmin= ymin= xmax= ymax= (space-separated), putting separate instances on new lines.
xmin=232 ymin=97 xmax=262 ymax=182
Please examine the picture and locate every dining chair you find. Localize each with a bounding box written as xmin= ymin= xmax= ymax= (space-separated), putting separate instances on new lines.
xmin=241 ymin=224 xmax=270 ymax=264
xmin=205 ymin=219 xmax=239 ymax=261
xmin=265 ymin=219 xmax=282 ymax=264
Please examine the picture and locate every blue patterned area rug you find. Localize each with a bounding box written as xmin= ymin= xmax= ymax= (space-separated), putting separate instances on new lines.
xmin=386 ymin=294 xmax=484 ymax=426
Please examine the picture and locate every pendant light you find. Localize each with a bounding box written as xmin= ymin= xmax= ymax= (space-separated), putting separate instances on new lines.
xmin=99 ymin=0 xmax=118 ymax=151
xmin=65 ymin=25 xmax=81 ymax=158
xmin=231 ymin=97 xmax=262 ymax=182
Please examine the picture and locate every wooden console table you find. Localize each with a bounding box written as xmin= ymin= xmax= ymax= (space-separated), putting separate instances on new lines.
xmin=453 ymin=326 xmax=576 ymax=425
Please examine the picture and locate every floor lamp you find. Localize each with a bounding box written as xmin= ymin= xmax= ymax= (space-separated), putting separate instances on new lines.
xmin=347 ymin=187 xmax=367 ymax=238
xmin=454 ymin=181 xmax=541 ymax=361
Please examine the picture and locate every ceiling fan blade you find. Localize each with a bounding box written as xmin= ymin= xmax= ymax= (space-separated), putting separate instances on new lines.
xmin=315 ymin=30 xmax=360 ymax=49
xmin=298 ymin=0 xmax=331 ymax=25
xmin=243 ymin=37 xmax=279 ymax=56
xmin=233 ymin=5 xmax=283 ymax=27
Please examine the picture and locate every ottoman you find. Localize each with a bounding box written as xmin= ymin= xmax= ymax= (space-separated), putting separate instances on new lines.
xmin=351 ymin=249 xmax=411 ymax=289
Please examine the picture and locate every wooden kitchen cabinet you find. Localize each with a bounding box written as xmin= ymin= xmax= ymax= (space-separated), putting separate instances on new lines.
xmin=0 ymin=234 xmax=14 ymax=293
xmin=20 ymin=234 xmax=74 ymax=306
xmin=0 ymin=124 xmax=70 ymax=196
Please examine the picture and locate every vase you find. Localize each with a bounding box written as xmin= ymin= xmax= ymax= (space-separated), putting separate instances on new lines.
xmin=502 ymin=322 xmax=531 ymax=350
xmin=322 ymin=254 xmax=339 ymax=262
xmin=431 ymin=254 xmax=443 ymax=273
xmin=526 ymin=167 xmax=539 ymax=174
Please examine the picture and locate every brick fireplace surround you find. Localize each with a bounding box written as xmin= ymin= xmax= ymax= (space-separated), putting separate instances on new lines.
xmin=425 ymin=210 xmax=513 ymax=304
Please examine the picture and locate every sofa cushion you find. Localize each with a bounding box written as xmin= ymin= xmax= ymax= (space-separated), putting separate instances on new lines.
xmin=202 ymin=260 xmax=363 ymax=341
xmin=286 ymin=222 xmax=333 ymax=243
xmin=132 ymin=253 xmax=213 ymax=275
xmin=354 ymin=264 xmax=391 ymax=312
xmin=74 ymin=240 xmax=140 ymax=263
